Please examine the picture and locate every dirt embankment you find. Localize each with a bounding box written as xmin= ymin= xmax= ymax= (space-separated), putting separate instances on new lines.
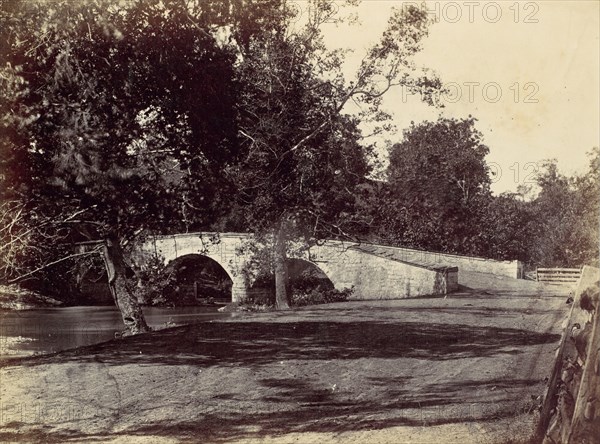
xmin=0 ymin=272 xmax=572 ymax=443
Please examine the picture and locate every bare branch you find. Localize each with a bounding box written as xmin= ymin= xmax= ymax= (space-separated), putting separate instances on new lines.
xmin=8 ymin=247 xmax=102 ymax=284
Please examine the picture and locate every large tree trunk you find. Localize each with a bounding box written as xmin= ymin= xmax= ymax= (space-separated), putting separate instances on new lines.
xmin=102 ymin=235 xmax=150 ymax=335
xmin=274 ymin=221 xmax=291 ymax=310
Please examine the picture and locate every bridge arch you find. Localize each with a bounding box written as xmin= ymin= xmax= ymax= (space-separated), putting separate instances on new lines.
xmin=164 ymin=254 xmax=234 ymax=303
xmin=243 ymin=258 xmax=336 ymax=305
xmin=143 ymin=234 xmax=249 ymax=302
xmin=287 ymin=258 xmax=335 ymax=291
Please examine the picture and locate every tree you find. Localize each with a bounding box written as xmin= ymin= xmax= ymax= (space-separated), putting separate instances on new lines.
xmin=571 ymin=147 xmax=600 ymax=267
xmin=529 ymin=151 xmax=599 ymax=267
xmin=0 ymin=199 xmax=106 ymax=290
xmin=227 ymin=1 xmax=442 ymax=308
xmin=381 ymin=117 xmax=492 ymax=254
xmin=0 ymin=0 xmax=253 ymax=333
xmin=476 ymin=192 xmax=537 ymax=261
xmin=1 ymin=0 xmax=443 ymax=320
xmin=476 ymin=150 xmax=599 ymax=267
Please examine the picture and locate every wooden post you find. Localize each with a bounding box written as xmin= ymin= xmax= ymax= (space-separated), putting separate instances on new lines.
xmin=568 ymin=307 xmax=600 ymax=443
xmin=534 ymin=297 xmax=579 ymax=442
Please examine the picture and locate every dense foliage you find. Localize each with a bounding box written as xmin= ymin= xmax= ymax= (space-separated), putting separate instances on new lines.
xmin=1 ymin=0 xmax=259 ymax=331
xmin=365 ymin=119 xmax=598 ymax=267
xmin=374 ymin=117 xmax=492 ymax=254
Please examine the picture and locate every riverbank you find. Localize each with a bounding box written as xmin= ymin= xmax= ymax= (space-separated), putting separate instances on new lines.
xmin=0 ymin=285 xmax=63 ymax=311
xmin=0 ymin=305 xmax=231 ymax=358
xmin=0 ymin=272 xmax=571 ymax=443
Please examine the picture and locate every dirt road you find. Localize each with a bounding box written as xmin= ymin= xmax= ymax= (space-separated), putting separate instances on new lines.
xmin=0 ymin=272 xmax=571 ymax=443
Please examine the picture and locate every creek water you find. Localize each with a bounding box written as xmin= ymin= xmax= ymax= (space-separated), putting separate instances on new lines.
xmin=0 ymin=305 xmax=230 ymax=358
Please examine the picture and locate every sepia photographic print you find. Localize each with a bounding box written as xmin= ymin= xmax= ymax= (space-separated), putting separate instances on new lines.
xmin=0 ymin=1 xmax=599 ymax=443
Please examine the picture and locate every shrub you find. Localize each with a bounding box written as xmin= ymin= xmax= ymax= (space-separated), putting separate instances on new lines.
xmin=238 ymin=271 xmax=354 ymax=309
xmin=291 ymin=285 xmax=354 ymax=307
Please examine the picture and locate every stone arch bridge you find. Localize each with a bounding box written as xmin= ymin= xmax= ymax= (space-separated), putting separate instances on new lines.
xmin=129 ymin=232 xmax=523 ymax=302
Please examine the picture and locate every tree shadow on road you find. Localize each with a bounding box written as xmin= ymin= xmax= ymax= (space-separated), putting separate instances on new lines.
xmin=0 ymin=318 xmax=559 ymax=442
xmin=0 ymin=375 xmax=542 ymax=443
xmin=2 ymin=319 xmax=560 ymax=368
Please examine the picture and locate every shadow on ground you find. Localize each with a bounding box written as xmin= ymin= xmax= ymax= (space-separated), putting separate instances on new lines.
xmin=2 ymin=319 xmax=559 ymax=368
xmin=0 ymin=317 xmax=559 ymax=442
xmin=0 ymin=373 xmax=539 ymax=443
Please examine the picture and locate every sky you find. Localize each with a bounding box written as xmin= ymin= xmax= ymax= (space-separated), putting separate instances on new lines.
xmin=313 ymin=0 xmax=600 ymax=194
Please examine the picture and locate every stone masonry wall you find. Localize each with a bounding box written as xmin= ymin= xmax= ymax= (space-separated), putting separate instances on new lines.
xmin=384 ymin=246 xmax=522 ymax=278
xmin=315 ymin=240 xmax=522 ymax=279
xmin=310 ymin=245 xmax=455 ymax=299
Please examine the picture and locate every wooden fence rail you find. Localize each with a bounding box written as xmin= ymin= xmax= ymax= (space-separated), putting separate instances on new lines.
xmin=568 ymin=298 xmax=600 ymax=443
xmin=535 ymin=265 xmax=600 ymax=443
xmin=537 ymin=268 xmax=582 ymax=285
